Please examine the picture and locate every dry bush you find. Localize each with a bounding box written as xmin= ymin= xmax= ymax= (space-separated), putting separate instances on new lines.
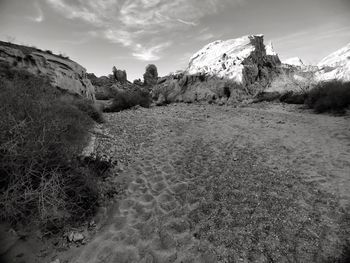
xmin=60 ymin=95 xmax=104 ymax=123
xmin=305 ymin=81 xmax=350 ymax=113
xmin=0 ymin=63 xmax=102 ymax=228
xmin=105 ymin=87 xmax=151 ymax=112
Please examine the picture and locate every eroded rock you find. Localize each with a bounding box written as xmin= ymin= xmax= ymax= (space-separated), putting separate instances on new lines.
xmin=0 ymin=41 xmax=95 ymax=100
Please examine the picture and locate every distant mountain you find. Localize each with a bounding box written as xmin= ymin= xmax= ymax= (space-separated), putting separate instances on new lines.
xmin=316 ymin=43 xmax=350 ymax=82
xmin=283 ymin=57 xmax=304 ymax=67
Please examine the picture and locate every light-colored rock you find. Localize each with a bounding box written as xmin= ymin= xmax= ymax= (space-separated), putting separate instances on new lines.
xmin=283 ymin=57 xmax=305 ymax=67
xmin=187 ymin=34 xmax=280 ymax=90
xmin=67 ymin=232 xmax=85 ymax=242
xmin=153 ymin=35 xmax=281 ymax=104
xmin=316 ymin=43 xmax=350 ymax=82
xmin=265 ymin=41 xmax=277 ymax=56
xmin=0 ymin=42 xmax=95 ymax=100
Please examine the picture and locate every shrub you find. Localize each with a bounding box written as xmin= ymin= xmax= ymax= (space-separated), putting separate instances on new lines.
xmin=305 ymin=81 xmax=350 ymax=113
xmin=0 ymin=63 xmax=101 ymax=228
xmin=279 ymin=91 xmax=307 ymax=104
xmin=105 ymin=88 xmax=151 ymax=112
xmin=60 ymin=95 xmax=104 ymax=123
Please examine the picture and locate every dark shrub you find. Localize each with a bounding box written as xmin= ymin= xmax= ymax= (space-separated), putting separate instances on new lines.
xmin=70 ymin=97 xmax=104 ymax=123
xmin=105 ymin=88 xmax=151 ymax=112
xmin=0 ymin=63 xmax=100 ymax=227
xmin=305 ymin=81 xmax=350 ymax=113
xmin=279 ymin=91 xmax=307 ymax=104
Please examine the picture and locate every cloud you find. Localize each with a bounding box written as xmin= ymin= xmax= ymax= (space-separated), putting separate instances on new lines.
xmin=132 ymin=41 xmax=172 ymax=61
xmin=46 ymin=0 xmax=240 ymax=60
xmin=30 ymin=2 xmax=44 ymax=22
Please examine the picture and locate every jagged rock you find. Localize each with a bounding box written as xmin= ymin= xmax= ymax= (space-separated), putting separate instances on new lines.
xmin=143 ymin=64 xmax=158 ymax=87
xmin=187 ymin=34 xmax=281 ymax=92
xmin=316 ymin=43 xmax=350 ymax=82
xmin=133 ymin=78 xmax=143 ymax=86
xmin=112 ymin=66 xmax=127 ymax=83
xmin=283 ymin=57 xmax=305 ymax=67
xmin=153 ymin=35 xmax=280 ymax=104
xmin=0 ymin=41 xmax=95 ymax=100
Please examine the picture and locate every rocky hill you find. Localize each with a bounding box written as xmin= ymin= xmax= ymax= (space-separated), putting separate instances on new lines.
xmin=316 ymin=42 xmax=350 ymax=82
xmin=153 ymin=35 xmax=281 ymax=105
xmin=0 ymin=41 xmax=95 ymax=100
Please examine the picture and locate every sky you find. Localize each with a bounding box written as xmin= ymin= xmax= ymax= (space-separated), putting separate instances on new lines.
xmin=0 ymin=0 xmax=349 ymax=81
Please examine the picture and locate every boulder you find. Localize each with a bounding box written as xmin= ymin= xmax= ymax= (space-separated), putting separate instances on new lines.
xmin=0 ymin=41 xmax=95 ymax=100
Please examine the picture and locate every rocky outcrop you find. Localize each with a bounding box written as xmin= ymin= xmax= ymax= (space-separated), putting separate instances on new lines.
xmin=187 ymin=35 xmax=281 ymax=91
xmin=143 ymin=64 xmax=158 ymax=87
xmin=112 ymin=66 xmax=127 ymax=83
xmin=316 ymin=43 xmax=350 ymax=82
xmin=0 ymin=41 xmax=95 ymax=100
xmin=153 ymin=35 xmax=281 ymax=104
xmin=283 ymin=57 xmax=305 ymax=68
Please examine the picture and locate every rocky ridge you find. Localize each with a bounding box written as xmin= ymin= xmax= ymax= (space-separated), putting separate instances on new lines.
xmin=0 ymin=41 xmax=95 ymax=100
xmin=316 ymin=42 xmax=350 ymax=82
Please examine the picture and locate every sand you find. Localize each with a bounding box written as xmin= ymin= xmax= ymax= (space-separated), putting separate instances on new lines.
xmin=5 ymin=102 xmax=350 ymax=262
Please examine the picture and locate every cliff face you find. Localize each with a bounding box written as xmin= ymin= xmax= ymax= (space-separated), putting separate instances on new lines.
xmin=316 ymin=43 xmax=350 ymax=82
xmin=153 ymin=35 xmax=281 ymax=105
xmin=187 ymin=35 xmax=281 ymax=89
xmin=0 ymin=41 xmax=95 ymax=100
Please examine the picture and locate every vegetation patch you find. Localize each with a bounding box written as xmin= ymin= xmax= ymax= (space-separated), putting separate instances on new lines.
xmin=105 ymin=88 xmax=151 ymax=112
xmin=305 ymin=81 xmax=350 ymax=113
xmin=0 ymin=62 xmax=106 ymax=230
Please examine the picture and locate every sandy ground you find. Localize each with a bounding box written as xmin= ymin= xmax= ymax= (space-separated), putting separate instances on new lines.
xmin=3 ymin=102 xmax=350 ymax=262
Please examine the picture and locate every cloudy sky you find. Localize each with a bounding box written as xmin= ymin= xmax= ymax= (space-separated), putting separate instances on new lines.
xmin=0 ymin=0 xmax=349 ymax=80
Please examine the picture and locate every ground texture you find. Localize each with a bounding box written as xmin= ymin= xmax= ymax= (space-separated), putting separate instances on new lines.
xmin=58 ymin=103 xmax=350 ymax=262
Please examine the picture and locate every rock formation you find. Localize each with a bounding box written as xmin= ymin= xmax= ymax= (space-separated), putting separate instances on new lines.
xmin=187 ymin=35 xmax=280 ymax=89
xmin=316 ymin=43 xmax=350 ymax=82
xmin=0 ymin=41 xmax=95 ymax=100
xmin=112 ymin=66 xmax=127 ymax=83
xmin=283 ymin=57 xmax=305 ymax=68
xmin=143 ymin=64 xmax=158 ymax=87
xmin=153 ymin=35 xmax=281 ymax=105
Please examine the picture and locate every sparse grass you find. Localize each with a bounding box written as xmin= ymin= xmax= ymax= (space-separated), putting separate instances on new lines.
xmin=0 ymin=63 xmax=105 ymax=229
xmin=105 ymin=88 xmax=151 ymax=112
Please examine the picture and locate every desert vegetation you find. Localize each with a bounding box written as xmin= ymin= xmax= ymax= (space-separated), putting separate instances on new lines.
xmin=256 ymin=71 xmax=350 ymax=114
xmin=105 ymin=87 xmax=151 ymax=112
xmin=0 ymin=62 xmax=105 ymax=230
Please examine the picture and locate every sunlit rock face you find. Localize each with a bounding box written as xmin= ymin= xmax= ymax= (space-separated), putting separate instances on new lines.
xmin=316 ymin=43 xmax=350 ymax=82
xmin=186 ymin=34 xmax=281 ymax=90
xmin=283 ymin=57 xmax=305 ymax=68
xmin=0 ymin=41 xmax=95 ymax=100
xmin=153 ymin=35 xmax=282 ymax=105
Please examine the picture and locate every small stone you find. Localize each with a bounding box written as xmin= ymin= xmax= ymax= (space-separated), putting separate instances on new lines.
xmin=50 ymin=259 xmax=60 ymax=263
xmin=67 ymin=232 xmax=85 ymax=243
